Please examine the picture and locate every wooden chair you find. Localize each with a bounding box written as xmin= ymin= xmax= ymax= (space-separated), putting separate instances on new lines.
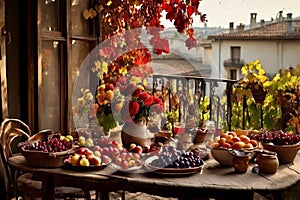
xmin=0 ymin=118 xmax=92 ymax=200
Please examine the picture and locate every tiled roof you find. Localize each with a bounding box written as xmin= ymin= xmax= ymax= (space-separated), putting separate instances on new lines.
xmin=207 ymin=19 xmax=300 ymax=40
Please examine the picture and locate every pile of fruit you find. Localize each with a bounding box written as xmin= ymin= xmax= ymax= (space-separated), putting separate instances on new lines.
xmin=213 ymin=131 xmax=258 ymax=150
xmin=65 ymin=147 xmax=104 ymax=167
xmin=149 ymin=146 xmax=204 ymax=168
xmin=250 ymin=130 xmax=300 ymax=145
xmin=22 ymin=133 xmax=74 ymax=153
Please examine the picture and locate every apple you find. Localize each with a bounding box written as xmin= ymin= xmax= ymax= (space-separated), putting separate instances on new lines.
xmin=220 ymin=132 xmax=228 ymax=139
xmin=226 ymin=135 xmax=233 ymax=143
xmin=221 ymin=142 xmax=232 ymax=149
xmin=249 ymin=139 xmax=258 ymax=147
xmin=83 ymin=149 xmax=93 ymax=157
xmin=239 ymin=135 xmax=250 ymax=144
xmin=75 ymin=147 xmax=86 ymax=155
xmin=129 ymin=143 xmax=137 ymax=151
xmin=93 ymin=150 xmax=101 ymax=157
xmin=79 ymin=157 xmax=90 ymax=166
xmin=228 ymin=131 xmax=237 ymax=137
xmin=212 ymin=142 xmax=220 ymax=149
xmin=232 ymin=141 xmax=245 ymax=149
xmin=89 ymin=156 xmax=102 ymax=166
xmin=243 ymin=143 xmax=253 ymax=149
xmin=219 ymin=137 xmax=227 ymax=145
xmin=71 ymin=153 xmax=80 ymax=166
xmin=232 ymin=136 xmax=241 ymax=143
xmin=143 ymin=145 xmax=150 ymax=153
xmin=92 ymin=145 xmax=101 ymax=152
xmin=79 ymin=140 xmax=86 ymax=147
xmin=133 ymin=145 xmax=143 ymax=155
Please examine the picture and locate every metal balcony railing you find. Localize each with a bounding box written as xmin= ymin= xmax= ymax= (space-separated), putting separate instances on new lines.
xmin=150 ymin=74 xmax=237 ymax=130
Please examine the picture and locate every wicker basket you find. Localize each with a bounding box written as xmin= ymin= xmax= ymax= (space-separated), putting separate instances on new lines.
xmin=21 ymin=147 xmax=73 ymax=168
xmin=19 ymin=129 xmax=74 ymax=168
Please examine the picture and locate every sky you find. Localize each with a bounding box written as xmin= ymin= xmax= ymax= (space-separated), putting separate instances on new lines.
xmin=161 ymin=0 xmax=300 ymax=28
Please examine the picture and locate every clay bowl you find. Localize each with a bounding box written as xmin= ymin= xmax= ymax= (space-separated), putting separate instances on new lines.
xmin=211 ymin=148 xmax=254 ymax=167
xmin=211 ymin=148 xmax=234 ymax=167
xmin=262 ymin=142 xmax=300 ymax=164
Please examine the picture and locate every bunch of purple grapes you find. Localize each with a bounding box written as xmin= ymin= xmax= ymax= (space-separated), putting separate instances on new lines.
xmin=150 ymin=146 xmax=204 ymax=168
xmin=24 ymin=137 xmax=73 ymax=152
xmin=252 ymin=130 xmax=300 ymax=145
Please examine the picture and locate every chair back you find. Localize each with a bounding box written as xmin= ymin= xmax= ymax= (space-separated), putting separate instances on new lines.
xmin=0 ymin=118 xmax=31 ymax=200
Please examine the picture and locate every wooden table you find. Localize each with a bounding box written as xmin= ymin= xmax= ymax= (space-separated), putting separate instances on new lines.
xmin=8 ymin=153 xmax=300 ymax=200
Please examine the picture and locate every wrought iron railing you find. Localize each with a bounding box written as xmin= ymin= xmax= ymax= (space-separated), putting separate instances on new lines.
xmin=151 ymin=74 xmax=237 ymax=130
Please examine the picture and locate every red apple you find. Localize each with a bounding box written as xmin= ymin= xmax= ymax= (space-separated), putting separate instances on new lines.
xmin=249 ymin=139 xmax=258 ymax=147
xmin=133 ymin=145 xmax=143 ymax=155
xmin=221 ymin=142 xmax=232 ymax=149
xmin=89 ymin=156 xmax=102 ymax=166
xmin=227 ymin=131 xmax=237 ymax=137
xmin=232 ymin=136 xmax=241 ymax=143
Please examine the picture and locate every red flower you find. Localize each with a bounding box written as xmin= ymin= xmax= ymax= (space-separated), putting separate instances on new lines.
xmin=129 ymin=101 xmax=140 ymax=117
xmin=132 ymin=88 xmax=142 ymax=98
xmin=144 ymin=95 xmax=154 ymax=107
xmin=138 ymin=92 xmax=149 ymax=101
xmin=153 ymin=96 xmax=162 ymax=104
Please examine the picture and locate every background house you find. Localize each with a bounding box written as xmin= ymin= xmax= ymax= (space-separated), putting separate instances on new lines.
xmin=208 ymin=12 xmax=300 ymax=80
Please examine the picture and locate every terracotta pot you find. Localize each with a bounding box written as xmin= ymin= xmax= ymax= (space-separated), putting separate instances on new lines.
xmin=262 ymin=142 xmax=300 ymax=164
xmin=256 ymin=153 xmax=279 ymax=174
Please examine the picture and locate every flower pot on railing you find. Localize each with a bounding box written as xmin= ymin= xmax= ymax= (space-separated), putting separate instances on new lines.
xmin=250 ymin=84 xmax=266 ymax=104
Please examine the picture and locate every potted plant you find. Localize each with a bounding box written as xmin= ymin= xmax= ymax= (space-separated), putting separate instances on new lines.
xmin=237 ymin=60 xmax=270 ymax=104
xmin=267 ymin=67 xmax=300 ymax=133
xmin=76 ymin=1 xmax=206 ymax=139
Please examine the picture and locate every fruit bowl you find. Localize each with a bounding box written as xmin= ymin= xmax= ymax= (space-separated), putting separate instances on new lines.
xmin=211 ymin=148 xmax=234 ymax=167
xmin=261 ymin=142 xmax=300 ymax=164
xmin=211 ymin=148 xmax=254 ymax=167
xmin=19 ymin=130 xmax=75 ymax=168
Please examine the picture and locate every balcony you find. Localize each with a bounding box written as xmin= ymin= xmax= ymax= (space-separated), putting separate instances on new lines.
xmin=223 ymin=58 xmax=245 ymax=67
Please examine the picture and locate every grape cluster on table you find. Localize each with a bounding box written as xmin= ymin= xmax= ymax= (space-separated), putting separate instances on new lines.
xmin=251 ymin=130 xmax=300 ymax=145
xmin=150 ymin=146 xmax=204 ymax=168
xmin=23 ymin=135 xmax=73 ymax=153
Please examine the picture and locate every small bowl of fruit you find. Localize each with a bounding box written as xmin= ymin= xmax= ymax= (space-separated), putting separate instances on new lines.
xmin=251 ymin=130 xmax=300 ymax=164
xmin=19 ymin=130 xmax=75 ymax=168
xmin=211 ymin=131 xmax=258 ymax=167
